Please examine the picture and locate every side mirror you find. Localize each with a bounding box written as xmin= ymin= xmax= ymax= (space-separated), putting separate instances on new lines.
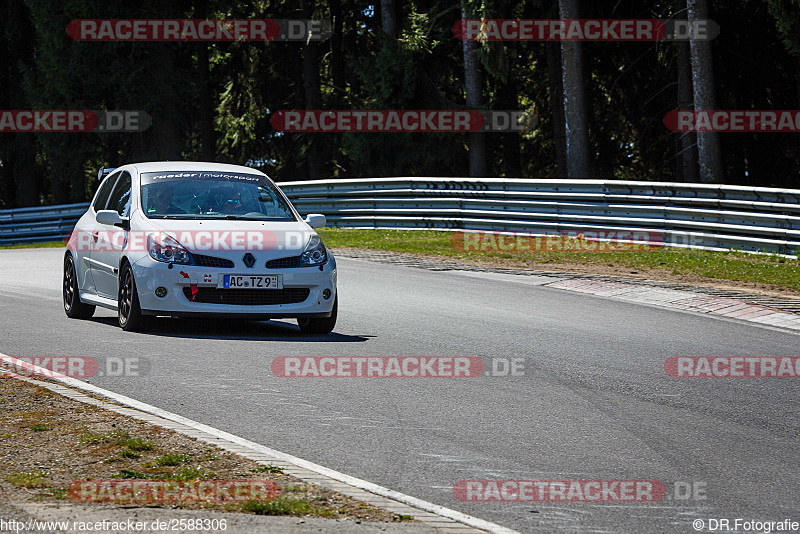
xmin=304 ymin=214 xmax=326 ymax=229
xmin=96 ymin=210 xmax=123 ymax=226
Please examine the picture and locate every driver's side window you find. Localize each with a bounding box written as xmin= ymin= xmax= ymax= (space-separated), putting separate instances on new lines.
xmin=107 ymin=172 xmax=132 ymax=218
xmin=92 ymin=172 xmax=120 ymax=212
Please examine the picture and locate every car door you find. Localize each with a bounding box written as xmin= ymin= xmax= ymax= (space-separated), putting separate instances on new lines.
xmin=77 ymin=172 xmax=119 ymax=295
xmin=90 ymin=171 xmax=132 ymax=299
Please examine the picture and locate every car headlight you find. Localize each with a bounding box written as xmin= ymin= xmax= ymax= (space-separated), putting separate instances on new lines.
xmin=148 ymin=233 xmax=192 ymax=264
xmin=300 ymin=234 xmax=328 ymax=266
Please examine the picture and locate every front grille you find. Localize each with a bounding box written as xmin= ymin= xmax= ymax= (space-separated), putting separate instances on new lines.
xmin=193 ymin=254 xmax=235 ymax=269
xmin=265 ymin=256 xmax=301 ymax=269
xmin=184 ymin=287 xmax=310 ymax=306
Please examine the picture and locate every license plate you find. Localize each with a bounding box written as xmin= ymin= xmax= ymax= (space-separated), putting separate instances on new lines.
xmin=222 ymin=275 xmax=282 ymax=289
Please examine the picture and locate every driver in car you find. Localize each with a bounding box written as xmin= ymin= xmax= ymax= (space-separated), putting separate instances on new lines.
xmin=220 ymin=188 xmax=247 ymax=215
xmin=149 ymin=187 xmax=186 ymax=215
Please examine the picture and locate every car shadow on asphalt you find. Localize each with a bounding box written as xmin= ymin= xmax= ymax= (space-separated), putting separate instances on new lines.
xmin=88 ymin=316 xmax=372 ymax=342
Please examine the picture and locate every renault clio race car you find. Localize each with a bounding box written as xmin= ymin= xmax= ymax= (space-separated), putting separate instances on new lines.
xmin=63 ymin=162 xmax=337 ymax=333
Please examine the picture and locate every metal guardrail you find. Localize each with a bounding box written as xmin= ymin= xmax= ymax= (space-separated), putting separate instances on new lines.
xmin=1 ymin=178 xmax=799 ymax=255
xmin=278 ymin=178 xmax=800 ymax=255
xmin=0 ymin=203 xmax=89 ymax=246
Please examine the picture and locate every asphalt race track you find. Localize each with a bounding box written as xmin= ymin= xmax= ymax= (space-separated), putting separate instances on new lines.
xmin=1 ymin=248 xmax=799 ymax=533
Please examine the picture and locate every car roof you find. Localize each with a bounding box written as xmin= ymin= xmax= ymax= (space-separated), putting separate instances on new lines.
xmin=128 ymin=161 xmax=267 ymax=176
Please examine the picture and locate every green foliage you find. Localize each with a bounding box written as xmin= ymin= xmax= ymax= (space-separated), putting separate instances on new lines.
xmin=79 ymin=430 xmax=154 ymax=451
xmin=250 ymin=464 xmax=284 ymax=474
xmin=120 ymin=438 xmax=155 ymax=452
xmin=147 ymin=454 xmax=192 ymax=467
xmin=765 ymin=0 xmax=800 ymax=57
xmin=4 ymin=471 xmax=49 ymax=487
xmin=1 ymin=0 xmax=800 ymax=208
xmin=241 ymin=497 xmax=314 ymax=516
xmin=162 ymin=467 xmax=216 ymax=481
xmin=113 ymin=469 xmax=148 ymax=479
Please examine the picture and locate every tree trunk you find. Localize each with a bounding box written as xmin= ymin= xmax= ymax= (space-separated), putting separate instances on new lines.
xmin=688 ymin=0 xmax=723 ymax=183
xmin=675 ymin=0 xmax=698 ymax=182
xmin=462 ymin=5 xmax=488 ymax=177
xmin=546 ymin=41 xmax=568 ymax=178
xmin=795 ymin=58 xmax=800 ymax=111
xmin=558 ymin=0 xmax=591 ymax=178
xmin=196 ymin=0 xmax=215 ymax=161
xmin=50 ymin=172 xmax=68 ymax=205
xmin=329 ymin=0 xmax=346 ymax=102
xmin=381 ymin=0 xmax=397 ymax=38
xmin=0 ymin=0 xmax=12 ymax=207
xmin=303 ymin=40 xmax=327 ymax=179
xmin=13 ymin=134 xmax=37 ymax=206
xmin=149 ymin=44 xmax=182 ymax=159
xmin=497 ymin=76 xmax=522 ymax=177
xmin=5 ymin=0 xmax=39 ymax=207
xmin=67 ymin=156 xmax=87 ymax=203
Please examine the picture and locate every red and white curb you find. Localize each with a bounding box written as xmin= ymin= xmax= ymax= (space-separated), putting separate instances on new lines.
xmin=1 ymin=353 xmax=518 ymax=534
xmin=543 ymin=279 xmax=800 ymax=331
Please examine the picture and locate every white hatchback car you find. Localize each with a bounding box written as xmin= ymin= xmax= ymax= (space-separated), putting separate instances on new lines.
xmin=63 ymin=162 xmax=337 ymax=333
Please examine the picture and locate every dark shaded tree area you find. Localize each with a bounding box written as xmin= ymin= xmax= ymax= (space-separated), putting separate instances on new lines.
xmin=0 ymin=0 xmax=798 ymax=207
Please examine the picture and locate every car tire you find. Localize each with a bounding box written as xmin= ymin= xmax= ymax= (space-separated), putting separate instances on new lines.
xmin=118 ymin=262 xmax=154 ymax=332
xmin=297 ymin=295 xmax=337 ymax=335
xmin=63 ymin=254 xmax=96 ymax=319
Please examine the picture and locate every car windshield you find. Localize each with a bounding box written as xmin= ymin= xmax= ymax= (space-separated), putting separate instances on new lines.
xmin=140 ymin=171 xmax=296 ymax=221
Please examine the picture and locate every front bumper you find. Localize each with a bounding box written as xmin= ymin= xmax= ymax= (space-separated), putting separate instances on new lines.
xmin=131 ymin=254 xmax=337 ymax=318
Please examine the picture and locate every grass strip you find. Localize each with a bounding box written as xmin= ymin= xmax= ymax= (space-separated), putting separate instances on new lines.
xmin=318 ymin=229 xmax=800 ymax=293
